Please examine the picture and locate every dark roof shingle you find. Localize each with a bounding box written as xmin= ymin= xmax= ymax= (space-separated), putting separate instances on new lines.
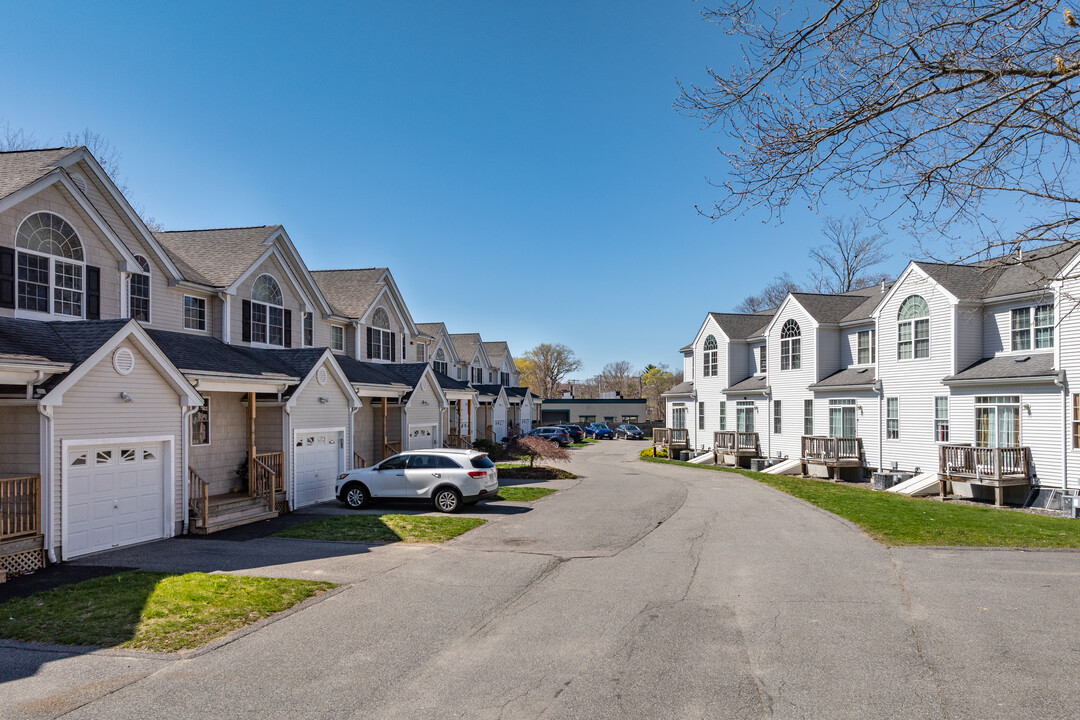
xmin=153 ymin=226 xmax=278 ymax=287
xmin=944 ymin=353 xmax=1057 ymax=383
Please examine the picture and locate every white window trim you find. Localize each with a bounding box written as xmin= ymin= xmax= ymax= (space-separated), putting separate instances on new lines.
xmin=129 ymin=255 xmax=152 ymax=324
xmin=934 ymin=395 xmax=950 ymax=443
xmin=16 ymin=247 xmax=86 ymax=320
xmin=302 ymin=312 xmax=314 ymax=348
xmin=183 ymin=295 xmax=208 ymax=332
xmin=886 ymin=397 xmax=900 ymax=440
xmin=331 ymin=325 xmax=345 ymax=352
xmin=1008 ymin=304 xmax=1055 ymax=353
xmin=856 ymin=329 xmax=876 ymax=365
xmin=250 ymin=274 xmax=286 ymax=348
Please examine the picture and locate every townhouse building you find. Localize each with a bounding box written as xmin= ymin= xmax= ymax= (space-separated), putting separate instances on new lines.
xmin=0 ymin=146 xmax=529 ymax=574
xmin=666 ymin=244 xmax=1080 ymax=506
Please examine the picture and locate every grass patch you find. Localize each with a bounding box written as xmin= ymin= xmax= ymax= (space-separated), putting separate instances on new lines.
xmin=568 ymin=442 xmax=590 ymax=448
xmin=641 ymin=456 xmax=1080 ymax=548
xmin=275 ymin=514 xmax=485 ymax=543
xmin=496 ymin=464 xmax=578 ymax=480
xmin=496 ymin=486 xmax=557 ymax=502
xmin=0 ymin=571 xmax=333 ymax=652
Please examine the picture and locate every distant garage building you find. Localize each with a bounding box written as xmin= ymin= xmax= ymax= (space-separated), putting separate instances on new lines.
xmin=540 ymin=398 xmax=648 ymax=426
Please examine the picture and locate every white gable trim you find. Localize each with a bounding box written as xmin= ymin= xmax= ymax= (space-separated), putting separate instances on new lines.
xmin=404 ymin=365 xmax=449 ymax=410
xmin=227 ymin=245 xmax=318 ymax=314
xmin=0 ymin=170 xmax=142 ymax=272
xmin=266 ymin=227 xmax=335 ymax=316
xmin=692 ymin=314 xmax=730 ymax=349
xmin=59 ymin=151 xmax=185 ymax=281
xmin=41 ymin=321 xmax=203 ymax=407
xmin=872 ymin=263 xmax=959 ymax=319
xmin=762 ymin=294 xmax=820 ymax=337
xmin=285 ymin=350 xmax=361 ymax=409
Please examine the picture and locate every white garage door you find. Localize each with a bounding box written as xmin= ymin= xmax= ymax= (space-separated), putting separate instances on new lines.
xmin=294 ymin=431 xmax=343 ymax=508
xmin=65 ymin=442 xmax=166 ymax=558
xmin=407 ymin=425 xmax=436 ymax=450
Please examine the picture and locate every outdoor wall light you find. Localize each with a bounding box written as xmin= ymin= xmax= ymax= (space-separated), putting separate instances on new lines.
xmin=856 ymin=404 xmax=863 ymax=411
xmin=318 ymin=396 xmax=330 ymax=404
xmin=1023 ymin=403 xmax=1032 ymax=412
xmin=120 ymin=392 xmax=134 ymax=403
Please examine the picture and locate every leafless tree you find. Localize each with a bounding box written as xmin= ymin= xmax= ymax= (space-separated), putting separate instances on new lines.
xmin=520 ymin=343 xmax=584 ymax=400
xmin=0 ymin=119 xmax=36 ymax=151
xmin=809 ymin=216 xmax=891 ymax=293
xmin=597 ymin=360 xmax=635 ymax=397
xmin=677 ymin=2 xmax=1080 ymax=267
xmin=733 ymin=272 xmax=801 ymax=312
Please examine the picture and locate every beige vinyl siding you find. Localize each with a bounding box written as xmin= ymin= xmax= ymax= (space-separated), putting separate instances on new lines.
xmin=0 ymin=184 xmax=123 ymax=320
xmin=0 ymin=405 xmax=41 ymax=476
xmin=230 ymin=255 xmax=306 ymax=347
xmin=352 ymin=401 xmax=379 ymax=467
xmin=404 ymin=377 xmax=441 ymax=449
xmin=189 ymin=391 xmax=249 ymax=495
xmin=291 ymin=361 xmax=352 ymax=433
xmin=254 ymin=404 xmax=284 ymax=453
xmin=50 ymin=339 xmax=184 ymax=555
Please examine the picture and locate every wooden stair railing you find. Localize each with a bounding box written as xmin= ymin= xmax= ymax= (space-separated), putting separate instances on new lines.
xmin=188 ymin=467 xmax=209 ymax=529
xmin=353 ymin=452 xmax=367 ymax=469
xmin=252 ymin=451 xmax=283 ymax=512
xmin=0 ymin=474 xmax=40 ymax=540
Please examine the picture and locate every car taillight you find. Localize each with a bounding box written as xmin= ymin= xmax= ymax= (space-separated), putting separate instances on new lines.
xmin=468 ymin=471 xmax=487 ymax=478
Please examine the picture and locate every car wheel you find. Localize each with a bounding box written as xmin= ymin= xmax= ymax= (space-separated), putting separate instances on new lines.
xmin=433 ymin=487 xmax=463 ymax=513
xmin=343 ymin=483 xmax=369 ymax=509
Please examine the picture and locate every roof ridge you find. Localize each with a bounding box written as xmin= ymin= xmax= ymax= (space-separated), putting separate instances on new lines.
xmin=791 ymin=291 xmax=871 ymax=298
xmin=154 ymin=225 xmax=276 ymax=234
xmin=0 ymin=146 xmax=78 ymax=155
xmin=310 ymin=267 xmax=386 ymax=274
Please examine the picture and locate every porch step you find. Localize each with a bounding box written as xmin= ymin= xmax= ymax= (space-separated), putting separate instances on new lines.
xmin=206 ymin=493 xmax=269 ymax=515
xmin=192 ymin=508 xmax=278 ymax=534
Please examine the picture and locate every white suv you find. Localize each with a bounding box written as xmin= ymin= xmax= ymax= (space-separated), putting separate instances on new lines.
xmin=336 ymin=449 xmax=498 ymax=513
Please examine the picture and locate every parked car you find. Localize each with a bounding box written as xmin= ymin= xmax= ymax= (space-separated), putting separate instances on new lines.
xmin=528 ymin=426 xmax=572 ymax=446
xmin=555 ymin=424 xmax=584 ymax=443
xmin=584 ymin=422 xmax=614 ymax=440
xmin=336 ymin=449 xmax=498 ymax=513
xmin=614 ymin=424 xmax=644 ymax=440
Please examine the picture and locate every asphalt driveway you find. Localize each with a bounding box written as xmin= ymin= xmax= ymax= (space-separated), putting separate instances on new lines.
xmin=2 ymin=441 xmax=1079 ymax=719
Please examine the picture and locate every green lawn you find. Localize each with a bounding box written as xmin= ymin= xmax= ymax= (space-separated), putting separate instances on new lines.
xmin=496 ymin=486 xmax=557 ymax=502
xmin=641 ymin=456 xmax=1080 ymax=548
xmin=495 ymin=464 xmax=578 ymax=480
xmin=275 ymin=514 xmax=485 ymax=543
xmin=0 ymin=571 xmax=333 ymax=652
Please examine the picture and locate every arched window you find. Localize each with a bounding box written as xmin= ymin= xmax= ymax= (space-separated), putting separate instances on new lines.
xmin=433 ymin=347 xmax=448 ymax=376
xmin=366 ymin=307 xmax=395 ymax=361
xmin=250 ymin=274 xmax=285 ymax=345
xmin=780 ymin=319 xmax=801 ymax=370
xmin=897 ymin=295 xmax=930 ymax=359
xmin=129 ymin=255 xmax=151 ymax=322
xmin=471 ymin=358 xmax=483 ymax=384
xmin=15 ymin=212 xmax=85 ymax=316
xmin=703 ymin=335 xmax=718 ymax=377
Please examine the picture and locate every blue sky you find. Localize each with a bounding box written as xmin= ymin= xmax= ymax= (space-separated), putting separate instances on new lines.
xmin=0 ymin=1 xmax=912 ymax=378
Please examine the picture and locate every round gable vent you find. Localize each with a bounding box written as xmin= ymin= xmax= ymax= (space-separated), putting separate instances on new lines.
xmin=113 ymin=347 xmax=135 ymax=376
xmin=317 ymin=367 xmax=328 ymax=385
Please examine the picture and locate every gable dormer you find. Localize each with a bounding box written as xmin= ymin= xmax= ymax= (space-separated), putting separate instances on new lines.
xmin=311 ymin=268 xmax=420 ymax=364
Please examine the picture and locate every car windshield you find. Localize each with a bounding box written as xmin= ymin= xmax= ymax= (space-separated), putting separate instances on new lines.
xmin=470 ymin=455 xmax=495 ymax=469
xmin=625 ymin=425 xmax=641 ymax=432
xmin=379 ymin=456 xmax=407 ymax=470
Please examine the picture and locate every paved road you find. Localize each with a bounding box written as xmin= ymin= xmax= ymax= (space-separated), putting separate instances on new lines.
xmin=3 ymin=441 xmax=1080 ymax=719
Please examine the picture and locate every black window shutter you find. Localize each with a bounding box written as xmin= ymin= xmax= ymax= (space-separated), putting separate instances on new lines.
xmin=402 ymin=335 xmax=407 ymax=361
xmin=86 ymin=266 xmax=100 ymax=319
xmin=283 ymin=309 xmax=292 ymax=348
xmin=0 ymin=247 xmax=14 ymax=309
xmin=367 ymin=327 xmax=374 ymax=358
xmin=390 ymin=332 xmax=396 ymax=362
xmin=242 ymin=300 xmax=251 ymax=342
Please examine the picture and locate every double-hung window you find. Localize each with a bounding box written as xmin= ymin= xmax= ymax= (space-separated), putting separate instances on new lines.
xmin=434 ymin=349 xmax=449 ymax=376
xmin=773 ymin=400 xmax=782 ymax=434
xmin=303 ymin=312 xmax=314 ymax=347
xmin=698 ymin=402 xmax=706 ymax=430
xmin=703 ymin=336 xmax=718 ymax=377
xmin=897 ymin=296 xmax=930 ymax=360
xmin=886 ymin=397 xmax=899 ymax=439
xmin=804 ymin=399 xmax=814 ymax=436
xmin=183 ymin=295 xmax=206 ymax=330
xmin=1073 ymin=395 xmax=1080 ymax=450
xmin=367 ymin=307 xmax=395 ymax=361
xmin=129 ymin=255 xmax=151 ymax=322
xmin=250 ymin=274 xmax=285 ymax=346
xmin=719 ymin=401 xmax=727 ymax=431
xmin=14 ymin=212 xmax=86 ymax=318
xmin=857 ymin=329 xmax=875 ymax=364
xmin=331 ymin=325 xmax=345 ymax=352
xmin=934 ymin=396 xmax=949 ymax=442
xmin=780 ymin=320 xmax=801 ymax=370
xmin=758 ymin=346 xmax=767 ymax=373
xmin=1011 ymin=305 xmax=1054 ymax=351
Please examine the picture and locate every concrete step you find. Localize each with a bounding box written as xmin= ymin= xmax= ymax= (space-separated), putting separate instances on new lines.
xmin=192 ymin=508 xmax=278 ymax=534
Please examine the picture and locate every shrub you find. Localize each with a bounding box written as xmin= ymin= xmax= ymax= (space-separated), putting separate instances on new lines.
xmin=472 ymin=438 xmax=500 ymax=455
xmin=640 ymin=447 xmax=667 ymax=458
xmin=511 ymin=436 xmax=571 ymax=468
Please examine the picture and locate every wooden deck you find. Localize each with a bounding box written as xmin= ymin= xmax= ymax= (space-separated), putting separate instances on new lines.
xmin=938 ymin=444 xmax=1031 ymax=506
xmin=652 ymin=428 xmax=689 ymax=457
xmin=801 ymin=436 xmax=865 ymax=468
xmin=713 ymin=431 xmax=760 ymax=459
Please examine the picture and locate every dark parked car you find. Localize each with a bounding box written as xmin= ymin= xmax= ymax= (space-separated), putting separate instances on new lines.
xmin=555 ymin=424 xmax=584 ymax=443
xmin=528 ymin=426 xmax=572 ymax=446
xmin=614 ymin=424 xmax=644 ymax=440
xmin=584 ymin=422 xmax=613 ymax=440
